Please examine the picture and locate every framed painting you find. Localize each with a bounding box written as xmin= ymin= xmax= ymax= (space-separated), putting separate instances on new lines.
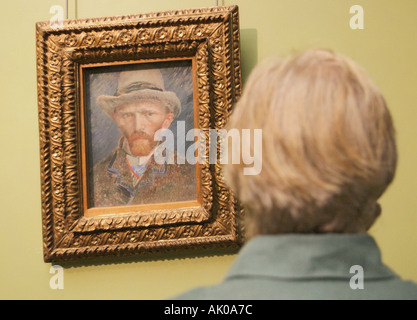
xmin=36 ymin=5 xmax=244 ymax=262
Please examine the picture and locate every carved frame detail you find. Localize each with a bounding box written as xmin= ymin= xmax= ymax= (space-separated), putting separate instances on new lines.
xmin=36 ymin=5 xmax=243 ymax=262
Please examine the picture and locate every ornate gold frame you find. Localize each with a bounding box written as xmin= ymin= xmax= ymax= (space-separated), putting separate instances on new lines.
xmin=36 ymin=5 xmax=243 ymax=262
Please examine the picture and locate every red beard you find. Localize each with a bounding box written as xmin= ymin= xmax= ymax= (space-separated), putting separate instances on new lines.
xmin=127 ymin=131 xmax=156 ymax=157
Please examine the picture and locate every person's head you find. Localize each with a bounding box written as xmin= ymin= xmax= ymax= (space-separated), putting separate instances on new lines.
xmin=223 ymin=48 xmax=397 ymax=238
xmin=97 ymin=68 xmax=180 ymax=157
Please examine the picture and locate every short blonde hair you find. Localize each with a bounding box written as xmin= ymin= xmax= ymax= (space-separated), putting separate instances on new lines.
xmin=224 ymin=49 xmax=397 ymax=237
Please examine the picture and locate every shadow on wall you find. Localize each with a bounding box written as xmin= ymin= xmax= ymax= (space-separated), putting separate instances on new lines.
xmin=240 ymin=28 xmax=258 ymax=84
xmin=55 ymin=246 xmax=239 ymax=269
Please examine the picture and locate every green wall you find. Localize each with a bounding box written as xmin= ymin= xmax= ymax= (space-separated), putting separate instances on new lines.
xmin=0 ymin=0 xmax=416 ymax=299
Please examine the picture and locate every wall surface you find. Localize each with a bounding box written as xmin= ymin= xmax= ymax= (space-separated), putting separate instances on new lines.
xmin=0 ymin=0 xmax=416 ymax=299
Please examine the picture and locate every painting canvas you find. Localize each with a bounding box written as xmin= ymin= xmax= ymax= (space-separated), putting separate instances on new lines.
xmin=82 ymin=60 xmax=197 ymax=210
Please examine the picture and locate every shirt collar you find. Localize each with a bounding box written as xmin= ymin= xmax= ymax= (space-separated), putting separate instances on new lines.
xmin=108 ymin=138 xmax=166 ymax=190
xmin=225 ymin=234 xmax=396 ymax=281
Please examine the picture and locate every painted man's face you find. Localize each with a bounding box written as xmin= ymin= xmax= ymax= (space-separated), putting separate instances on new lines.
xmin=112 ymin=99 xmax=174 ymax=157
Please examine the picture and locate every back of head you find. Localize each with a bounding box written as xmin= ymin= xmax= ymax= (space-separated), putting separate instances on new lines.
xmin=224 ymin=49 xmax=397 ymax=237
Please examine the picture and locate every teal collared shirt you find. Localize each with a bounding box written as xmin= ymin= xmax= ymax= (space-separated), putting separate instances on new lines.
xmin=174 ymin=234 xmax=417 ymax=300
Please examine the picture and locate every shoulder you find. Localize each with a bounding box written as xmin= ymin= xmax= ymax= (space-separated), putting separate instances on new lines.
xmin=93 ymin=149 xmax=119 ymax=171
xmin=172 ymin=277 xmax=417 ymax=300
xmin=92 ymin=149 xmax=123 ymax=178
xmin=90 ymin=149 xmax=122 ymax=191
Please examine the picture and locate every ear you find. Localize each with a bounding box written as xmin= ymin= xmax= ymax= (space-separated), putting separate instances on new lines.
xmin=161 ymin=112 xmax=174 ymax=129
